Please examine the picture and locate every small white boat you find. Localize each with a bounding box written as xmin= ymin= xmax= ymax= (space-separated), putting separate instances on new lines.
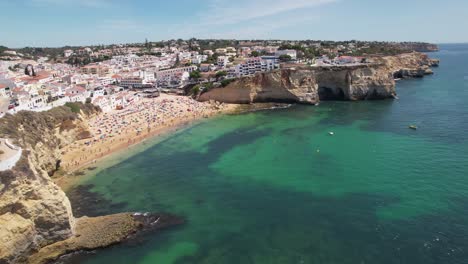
xmin=328 ymin=132 xmax=335 ymax=136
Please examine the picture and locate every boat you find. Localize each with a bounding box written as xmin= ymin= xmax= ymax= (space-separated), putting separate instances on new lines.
xmin=328 ymin=132 xmax=335 ymax=136
xmin=409 ymin=125 xmax=418 ymax=130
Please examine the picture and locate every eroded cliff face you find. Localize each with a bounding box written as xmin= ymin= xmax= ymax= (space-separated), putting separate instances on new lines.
xmin=199 ymin=52 xmax=438 ymax=105
xmin=199 ymin=68 xmax=320 ymax=104
xmin=0 ymin=104 xmax=99 ymax=263
xmin=376 ymin=52 xmax=439 ymax=78
xmin=313 ymin=65 xmax=395 ymax=101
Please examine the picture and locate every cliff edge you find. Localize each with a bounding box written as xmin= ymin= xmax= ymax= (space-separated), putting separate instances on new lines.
xmin=199 ymin=52 xmax=438 ymax=105
xmin=0 ymin=103 xmax=99 ymax=263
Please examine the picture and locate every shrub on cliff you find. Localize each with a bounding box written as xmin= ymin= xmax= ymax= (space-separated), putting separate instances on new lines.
xmin=64 ymin=102 xmax=100 ymax=115
xmin=0 ymin=103 xmax=99 ymax=147
xmin=221 ymin=79 xmax=235 ymax=87
xmin=65 ymin=102 xmax=81 ymax=113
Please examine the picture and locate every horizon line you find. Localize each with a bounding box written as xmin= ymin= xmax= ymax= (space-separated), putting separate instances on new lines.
xmin=4 ymin=40 xmax=465 ymax=50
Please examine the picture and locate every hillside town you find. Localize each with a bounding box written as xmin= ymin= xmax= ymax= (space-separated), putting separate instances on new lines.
xmin=0 ymin=39 xmax=436 ymax=116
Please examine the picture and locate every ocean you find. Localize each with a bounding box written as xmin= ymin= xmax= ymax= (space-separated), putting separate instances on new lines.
xmin=64 ymin=44 xmax=468 ymax=264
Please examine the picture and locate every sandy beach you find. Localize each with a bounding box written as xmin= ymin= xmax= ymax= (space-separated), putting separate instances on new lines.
xmin=56 ymin=94 xmax=237 ymax=187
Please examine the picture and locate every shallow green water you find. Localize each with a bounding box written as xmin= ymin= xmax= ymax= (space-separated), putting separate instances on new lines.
xmin=66 ymin=44 xmax=468 ymax=264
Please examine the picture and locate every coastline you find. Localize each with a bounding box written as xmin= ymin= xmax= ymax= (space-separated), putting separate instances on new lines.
xmin=55 ymin=95 xmax=240 ymax=190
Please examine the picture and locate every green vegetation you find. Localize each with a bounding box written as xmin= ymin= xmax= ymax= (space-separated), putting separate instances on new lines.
xmin=204 ymin=82 xmax=214 ymax=90
xmin=206 ymin=54 xmax=219 ymax=64
xmin=221 ymin=79 xmax=235 ymax=87
xmin=0 ymin=103 xmax=99 ymax=147
xmin=251 ymin=51 xmax=260 ymax=57
xmin=64 ymin=101 xmax=99 ymax=114
xmin=347 ymin=44 xmax=407 ymax=56
xmin=189 ymin=70 xmax=202 ymax=79
xmin=145 ymin=38 xmax=152 ymax=52
xmin=191 ymin=85 xmax=201 ymax=95
xmin=215 ymin=71 xmax=227 ymax=78
xmin=66 ymin=55 xmax=111 ymax=66
xmin=279 ymin=54 xmax=292 ymax=62
xmin=0 ymin=46 xmax=8 ymax=56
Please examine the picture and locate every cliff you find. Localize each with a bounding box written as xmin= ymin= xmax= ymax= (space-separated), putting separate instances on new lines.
xmin=375 ymin=52 xmax=439 ymax=78
xmin=398 ymin=42 xmax=439 ymax=52
xmin=0 ymin=103 xmax=99 ymax=263
xmin=199 ymin=52 xmax=438 ymax=105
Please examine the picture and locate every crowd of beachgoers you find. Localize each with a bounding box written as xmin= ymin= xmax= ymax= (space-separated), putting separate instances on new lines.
xmin=60 ymin=94 xmax=235 ymax=174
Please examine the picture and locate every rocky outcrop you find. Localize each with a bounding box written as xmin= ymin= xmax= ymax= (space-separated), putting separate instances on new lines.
xmin=375 ymin=52 xmax=439 ymax=79
xmin=200 ymin=68 xmax=320 ymax=104
xmin=28 ymin=213 xmax=184 ymax=264
xmin=199 ymin=52 xmax=438 ymax=105
xmin=0 ymin=104 xmax=99 ymax=263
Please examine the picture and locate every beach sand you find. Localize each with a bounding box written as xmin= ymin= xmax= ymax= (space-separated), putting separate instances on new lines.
xmin=55 ymin=94 xmax=238 ymax=189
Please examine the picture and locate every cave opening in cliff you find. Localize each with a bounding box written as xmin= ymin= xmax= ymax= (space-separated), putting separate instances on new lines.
xmin=318 ymin=87 xmax=345 ymax=101
xmin=393 ymin=71 xmax=404 ymax=79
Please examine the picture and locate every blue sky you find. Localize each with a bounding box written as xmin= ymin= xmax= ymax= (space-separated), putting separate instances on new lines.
xmin=1 ymin=0 xmax=467 ymax=47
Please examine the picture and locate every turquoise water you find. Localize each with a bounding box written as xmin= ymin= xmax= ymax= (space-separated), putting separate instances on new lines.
xmin=66 ymin=44 xmax=468 ymax=264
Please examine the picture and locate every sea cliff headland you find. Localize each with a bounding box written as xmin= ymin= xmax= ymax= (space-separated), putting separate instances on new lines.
xmin=199 ymin=52 xmax=439 ymax=105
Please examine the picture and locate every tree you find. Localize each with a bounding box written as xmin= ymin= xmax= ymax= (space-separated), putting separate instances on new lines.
xmin=221 ymin=79 xmax=234 ymax=87
xmin=279 ymin=54 xmax=292 ymax=62
xmin=145 ymin=38 xmax=152 ymax=52
xmin=204 ymin=82 xmax=214 ymax=90
xmin=85 ymin=97 xmax=92 ymax=104
xmin=189 ymin=70 xmax=201 ymax=79
xmin=191 ymin=85 xmax=201 ymax=96
xmin=251 ymin=51 xmax=260 ymax=57
xmin=215 ymin=71 xmax=227 ymax=78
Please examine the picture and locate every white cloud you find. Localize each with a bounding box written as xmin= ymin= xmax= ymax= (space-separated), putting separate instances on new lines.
xmin=207 ymin=15 xmax=322 ymax=39
xmin=30 ymin=0 xmax=110 ymax=8
xmin=201 ymin=0 xmax=337 ymax=25
xmin=173 ymin=0 xmax=336 ymax=39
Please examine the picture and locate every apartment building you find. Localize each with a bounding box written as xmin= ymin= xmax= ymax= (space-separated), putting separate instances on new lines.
xmin=217 ymin=56 xmax=229 ymax=68
xmin=235 ymin=58 xmax=267 ymax=77
xmin=155 ymin=66 xmax=198 ymax=81
xmin=81 ymin=64 xmax=110 ymax=76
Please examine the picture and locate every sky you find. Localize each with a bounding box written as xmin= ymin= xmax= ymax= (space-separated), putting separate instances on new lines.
xmin=1 ymin=0 xmax=467 ymax=48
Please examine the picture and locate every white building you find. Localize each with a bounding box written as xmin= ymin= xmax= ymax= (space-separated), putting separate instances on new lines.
xmin=98 ymin=77 xmax=114 ymax=86
xmin=192 ymin=55 xmax=208 ymax=64
xmin=156 ymin=66 xmax=198 ymax=81
xmin=203 ymin=50 xmax=214 ymax=56
xmin=64 ymin=50 xmax=74 ymax=57
xmin=275 ymin=49 xmax=297 ymax=60
xmin=217 ymin=56 xmax=229 ymax=68
xmin=215 ymin=48 xmax=227 ymax=54
xmin=234 ymin=58 xmax=277 ymax=77
xmin=120 ymin=77 xmax=145 ymax=88
xmin=0 ymin=84 xmax=11 ymax=98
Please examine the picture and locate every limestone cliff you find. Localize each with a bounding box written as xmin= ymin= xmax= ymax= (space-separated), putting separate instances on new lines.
xmin=398 ymin=42 xmax=439 ymax=52
xmin=199 ymin=68 xmax=320 ymax=104
xmin=0 ymin=104 xmax=99 ymax=263
xmin=375 ymin=52 xmax=439 ymax=78
xmin=199 ymin=52 xmax=438 ymax=105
